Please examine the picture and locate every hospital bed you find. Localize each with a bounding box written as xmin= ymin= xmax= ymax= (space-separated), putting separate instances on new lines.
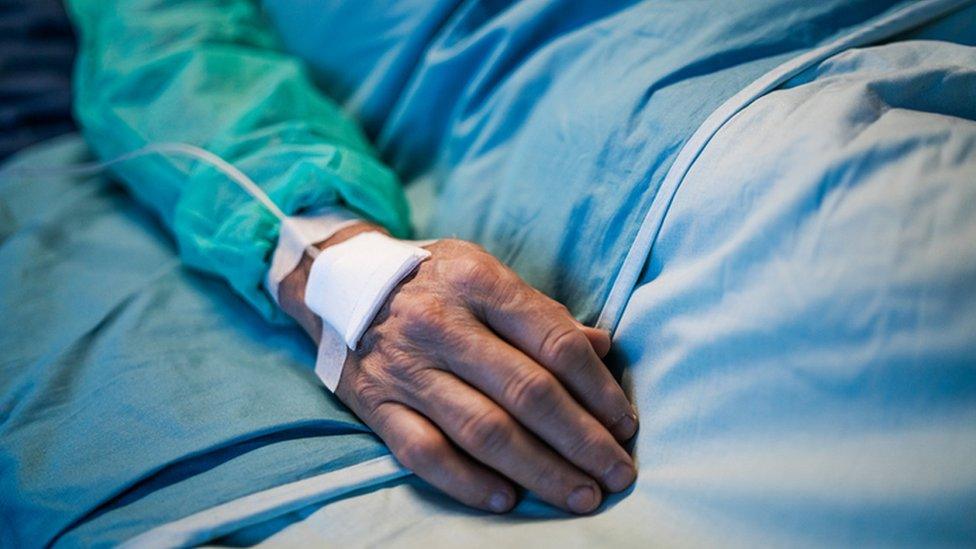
xmin=2 ymin=1 xmax=975 ymax=546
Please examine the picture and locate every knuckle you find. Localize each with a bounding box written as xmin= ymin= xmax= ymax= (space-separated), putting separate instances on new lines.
xmin=449 ymin=255 xmax=500 ymax=291
xmin=486 ymin=274 xmax=523 ymax=311
xmin=459 ymin=408 xmax=512 ymax=455
xmin=396 ymin=432 xmax=446 ymax=472
xmin=443 ymin=238 xmax=484 ymax=254
xmin=401 ymin=299 xmax=450 ymax=336
xmin=506 ymin=370 xmax=560 ymax=414
xmin=540 ymin=326 xmax=590 ymax=370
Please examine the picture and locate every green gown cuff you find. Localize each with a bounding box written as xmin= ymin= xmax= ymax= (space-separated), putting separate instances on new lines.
xmin=65 ymin=0 xmax=411 ymax=324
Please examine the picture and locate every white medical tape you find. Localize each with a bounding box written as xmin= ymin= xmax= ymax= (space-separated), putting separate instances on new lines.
xmin=305 ymin=231 xmax=431 ymax=348
xmin=304 ymin=231 xmax=431 ymax=389
xmin=314 ymin=322 xmax=349 ymax=393
xmin=264 ymin=207 xmax=361 ymax=305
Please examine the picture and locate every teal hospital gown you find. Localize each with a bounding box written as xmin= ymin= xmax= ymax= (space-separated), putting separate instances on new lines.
xmin=66 ymin=0 xmax=412 ymax=323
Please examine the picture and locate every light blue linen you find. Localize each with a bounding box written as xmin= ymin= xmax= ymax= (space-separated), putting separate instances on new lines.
xmin=220 ymin=34 xmax=976 ymax=549
xmin=264 ymin=0 xmax=949 ymax=322
xmin=0 ymin=138 xmax=390 ymax=547
xmin=2 ymin=0 xmax=974 ymax=546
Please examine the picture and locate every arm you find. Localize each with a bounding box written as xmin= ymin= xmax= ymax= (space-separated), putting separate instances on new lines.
xmin=68 ymin=0 xmax=638 ymax=514
xmin=66 ymin=0 xmax=410 ymax=322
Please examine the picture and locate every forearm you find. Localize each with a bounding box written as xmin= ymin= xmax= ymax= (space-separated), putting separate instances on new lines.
xmin=65 ymin=1 xmax=639 ymax=517
xmin=65 ymin=0 xmax=411 ymax=321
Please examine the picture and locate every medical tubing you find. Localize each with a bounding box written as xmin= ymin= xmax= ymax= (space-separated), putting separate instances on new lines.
xmin=8 ymin=142 xmax=321 ymax=258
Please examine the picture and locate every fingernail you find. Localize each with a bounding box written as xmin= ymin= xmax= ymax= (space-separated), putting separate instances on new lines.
xmin=603 ymin=461 xmax=636 ymax=492
xmin=611 ymin=410 xmax=638 ymax=440
xmin=488 ymin=491 xmax=510 ymax=513
xmin=567 ymin=485 xmax=599 ymax=514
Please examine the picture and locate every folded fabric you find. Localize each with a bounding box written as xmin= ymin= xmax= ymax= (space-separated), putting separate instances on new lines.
xmin=3 ymin=1 xmax=974 ymax=547
xmin=266 ymin=0 xmax=969 ymax=324
xmin=216 ymin=26 xmax=976 ymax=549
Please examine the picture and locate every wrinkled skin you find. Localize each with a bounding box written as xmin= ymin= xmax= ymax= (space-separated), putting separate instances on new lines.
xmin=281 ymin=224 xmax=637 ymax=514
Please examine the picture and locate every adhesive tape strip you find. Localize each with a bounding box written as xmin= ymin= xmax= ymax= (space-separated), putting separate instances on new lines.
xmin=306 ymin=231 xmax=431 ymax=391
xmin=305 ymin=231 xmax=432 ymax=350
xmin=265 ymin=207 xmax=360 ymax=304
xmin=314 ymin=321 xmax=348 ymax=392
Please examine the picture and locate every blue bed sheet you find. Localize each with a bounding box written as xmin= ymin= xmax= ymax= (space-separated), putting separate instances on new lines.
xmin=264 ymin=0 xmax=961 ymax=324
xmin=218 ymin=25 xmax=976 ymax=549
xmin=0 ymin=137 xmax=390 ymax=547
xmin=1 ymin=0 xmax=974 ymax=546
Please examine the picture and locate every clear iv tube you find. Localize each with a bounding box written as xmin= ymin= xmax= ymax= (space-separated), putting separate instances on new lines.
xmin=7 ymin=142 xmax=321 ymax=258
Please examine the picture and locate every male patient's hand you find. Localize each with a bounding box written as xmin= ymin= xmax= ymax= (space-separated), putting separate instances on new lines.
xmin=280 ymin=223 xmax=637 ymax=514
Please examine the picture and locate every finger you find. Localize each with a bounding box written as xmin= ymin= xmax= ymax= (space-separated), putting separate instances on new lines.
xmin=467 ymin=282 xmax=637 ymax=441
xmin=579 ymin=326 xmax=611 ymax=358
xmin=368 ymin=401 xmax=517 ymax=513
xmin=441 ymin=321 xmax=636 ymax=493
xmin=403 ymin=370 xmax=604 ymax=514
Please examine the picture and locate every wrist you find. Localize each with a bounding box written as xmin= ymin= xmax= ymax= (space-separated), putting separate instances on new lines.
xmin=279 ymin=221 xmax=385 ymax=340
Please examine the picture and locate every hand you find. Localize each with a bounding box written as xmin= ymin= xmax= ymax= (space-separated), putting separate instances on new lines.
xmin=280 ymin=224 xmax=638 ymax=514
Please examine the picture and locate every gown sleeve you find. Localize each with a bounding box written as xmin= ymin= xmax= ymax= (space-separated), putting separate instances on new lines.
xmin=65 ymin=0 xmax=412 ymax=322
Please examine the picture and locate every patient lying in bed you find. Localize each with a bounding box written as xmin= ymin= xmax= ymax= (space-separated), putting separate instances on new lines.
xmin=2 ymin=0 xmax=974 ymax=546
xmin=64 ymin=0 xmax=641 ymax=518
